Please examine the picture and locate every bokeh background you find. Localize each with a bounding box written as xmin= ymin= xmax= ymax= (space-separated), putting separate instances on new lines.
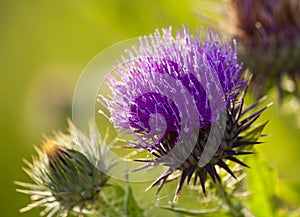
xmin=1 ymin=0 xmax=300 ymax=217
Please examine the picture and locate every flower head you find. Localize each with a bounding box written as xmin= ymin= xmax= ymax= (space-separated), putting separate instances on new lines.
xmin=100 ymin=26 xmax=244 ymax=149
xmin=98 ymin=26 xmax=269 ymax=199
xmin=15 ymin=121 xmax=113 ymax=217
xmin=228 ymin=0 xmax=300 ymax=99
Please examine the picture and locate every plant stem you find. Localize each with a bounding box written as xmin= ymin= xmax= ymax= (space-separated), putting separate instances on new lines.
xmin=123 ymin=173 xmax=130 ymax=217
xmin=215 ymin=180 xmax=245 ymax=217
xmin=96 ymin=193 xmax=121 ymax=217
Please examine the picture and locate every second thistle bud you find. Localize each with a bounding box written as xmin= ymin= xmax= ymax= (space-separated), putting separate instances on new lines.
xmin=228 ymin=0 xmax=300 ymax=99
xmin=43 ymin=140 xmax=109 ymax=210
xmin=16 ymin=121 xmax=112 ymax=217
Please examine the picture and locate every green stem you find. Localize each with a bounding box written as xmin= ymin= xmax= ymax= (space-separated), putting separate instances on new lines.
xmin=123 ymin=173 xmax=129 ymax=217
xmin=215 ymin=180 xmax=245 ymax=217
xmin=96 ymin=193 xmax=121 ymax=217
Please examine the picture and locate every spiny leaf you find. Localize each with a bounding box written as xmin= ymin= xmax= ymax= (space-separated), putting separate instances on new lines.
xmin=158 ymin=205 xmax=220 ymax=216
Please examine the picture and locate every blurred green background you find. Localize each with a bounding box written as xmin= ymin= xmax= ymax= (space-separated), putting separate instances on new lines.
xmin=1 ymin=0 xmax=300 ymax=217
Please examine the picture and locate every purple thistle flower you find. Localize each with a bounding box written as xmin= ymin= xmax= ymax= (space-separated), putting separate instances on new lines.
xmin=100 ymin=27 xmax=243 ymax=145
xmin=99 ymin=26 xmax=267 ymax=198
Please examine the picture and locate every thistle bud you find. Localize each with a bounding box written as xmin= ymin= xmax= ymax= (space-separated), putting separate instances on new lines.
xmin=228 ymin=0 xmax=300 ymax=100
xmin=16 ymin=121 xmax=111 ymax=217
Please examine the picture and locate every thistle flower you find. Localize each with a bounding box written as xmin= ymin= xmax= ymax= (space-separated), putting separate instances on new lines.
xmin=228 ymin=0 xmax=300 ymax=99
xmin=100 ymin=26 xmax=244 ymax=144
xmin=15 ymin=121 xmax=113 ymax=217
xmin=99 ymin=26 xmax=268 ymax=199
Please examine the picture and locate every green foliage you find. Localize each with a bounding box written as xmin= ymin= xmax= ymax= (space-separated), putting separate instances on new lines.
xmin=245 ymin=154 xmax=276 ymax=217
xmin=159 ymin=205 xmax=220 ymax=216
xmin=246 ymin=154 xmax=300 ymax=217
xmin=98 ymin=185 xmax=144 ymax=217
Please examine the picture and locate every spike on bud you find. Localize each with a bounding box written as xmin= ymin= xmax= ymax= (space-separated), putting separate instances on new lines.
xmin=43 ymin=140 xmax=60 ymax=159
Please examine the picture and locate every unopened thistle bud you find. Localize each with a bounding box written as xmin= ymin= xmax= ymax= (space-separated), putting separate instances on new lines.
xmin=228 ymin=0 xmax=300 ymax=100
xmin=99 ymin=26 xmax=269 ymax=198
xmin=16 ymin=121 xmax=112 ymax=217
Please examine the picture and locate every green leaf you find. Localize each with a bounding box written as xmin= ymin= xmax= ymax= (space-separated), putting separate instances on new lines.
xmin=245 ymin=154 xmax=276 ymax=217
xmin=99 ymin=184 xmax=144 ymax=217
xmin=158 ymin=205 xmax=220 ymax=216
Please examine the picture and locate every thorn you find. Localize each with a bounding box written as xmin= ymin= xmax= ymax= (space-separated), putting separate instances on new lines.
xmin=232 ymin=141 xmax=262 ymax=148
xmin=226 ymin=156 xmax=250 ymax=168
xmin=175 ymin=170 xmax=188 ymax=196
xmin=204 ymin=164 xmax=216 ymax=183
xmin=225 ymin=150 xmax=254 ymax=155
xmin=198 ymin=170 xmax=207 ymax=196
xmin=217 ymin=160 xmax=237 ymax=179
xmin=186 ymin=166 xmax=196 ymax=184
